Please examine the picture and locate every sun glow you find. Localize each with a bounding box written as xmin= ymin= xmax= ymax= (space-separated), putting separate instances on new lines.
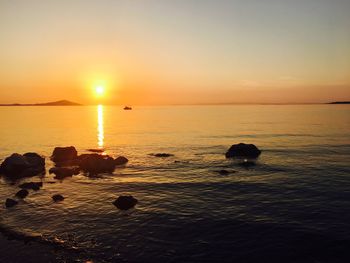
xmin=95 ymin=86 xmax=105 ymax=96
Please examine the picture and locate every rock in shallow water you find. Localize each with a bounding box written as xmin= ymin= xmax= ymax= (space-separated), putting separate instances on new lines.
xmin=15 ymin=189 xmax=29 ymax=199
xmin=114 ymin=156 xmax=128 ymax=166
xmin=238 ymin=161 xmax=256 ymax=168
xmin=5 ymin=198 xmax=18 ymax=208
xmin=0 ymin=153 xmax=45 ymax=179
xmin=78 ymin=154 xmax=117 ymax=175
xmin=49 ymin=167 xmax=80 ymax=179
xmin=52 ymin=194 xmax=64 ymax=202
xmin=151 ymin=153 xmax=174 ymax=158
xmin=18 ymin=182 xmax=43 ymax=191
xmin=225 ymin=143 xmax=261 ymax=158
xmin=113 ymin=196 xmax=138 ymax=210
xmin=50 ymin=146 xmax=128 ymax=175
xmin=23 ymin=152 xmax=45 ymax=167
xmin=216 ymin=169 xmax=237 ymax=175
xmin=51 ymin=146 xmax=78 ymax=164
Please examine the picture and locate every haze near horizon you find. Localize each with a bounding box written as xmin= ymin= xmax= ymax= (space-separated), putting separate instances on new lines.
xmin=0 ymin=0 xmax=349 ymax=105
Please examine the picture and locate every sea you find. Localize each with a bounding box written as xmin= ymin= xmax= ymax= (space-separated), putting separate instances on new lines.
xmin=0 ymin=105 xmax=349 ymax=263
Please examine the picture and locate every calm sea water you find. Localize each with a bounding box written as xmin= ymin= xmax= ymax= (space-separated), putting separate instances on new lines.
xmin=0 ymin=105 xmax=350 ymax=262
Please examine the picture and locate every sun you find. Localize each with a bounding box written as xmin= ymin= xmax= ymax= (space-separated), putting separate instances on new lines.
xmin=95 ymin=86 xmax=105 ymax=96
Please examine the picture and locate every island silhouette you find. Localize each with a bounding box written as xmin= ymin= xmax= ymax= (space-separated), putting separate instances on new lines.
xmin=0 ymin=100 xmax=81 ymax=106
xmin=329 ymin=101 xmax=350 ymax=104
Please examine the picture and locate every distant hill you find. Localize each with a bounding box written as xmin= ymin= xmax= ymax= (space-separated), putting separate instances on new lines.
xmin=35 ymin=100 xmax=81 ymax=106
xmin=0 ymin=100 xmax=81 ymax=106
xmin=328 ymin=101 xmax=350 ymax=104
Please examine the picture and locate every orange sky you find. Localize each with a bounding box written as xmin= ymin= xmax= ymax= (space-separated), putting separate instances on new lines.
xmin=0 ymin=0 xmax=349 ymax=105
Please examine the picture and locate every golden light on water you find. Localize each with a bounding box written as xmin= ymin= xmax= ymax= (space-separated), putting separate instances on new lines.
xmin=97 ymin=105 xmax=104 ymax=148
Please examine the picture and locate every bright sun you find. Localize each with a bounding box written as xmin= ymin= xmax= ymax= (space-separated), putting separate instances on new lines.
xmin=95 ymin=86 xmax=105 ymax=96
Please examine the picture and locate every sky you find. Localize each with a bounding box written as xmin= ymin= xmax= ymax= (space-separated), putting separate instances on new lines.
xmin=0 ymin=0 xmax=349 ymax=105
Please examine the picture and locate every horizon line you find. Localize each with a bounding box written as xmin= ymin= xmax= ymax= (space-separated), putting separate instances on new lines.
xmin=1 ymin=101 xmax=350 ymax=106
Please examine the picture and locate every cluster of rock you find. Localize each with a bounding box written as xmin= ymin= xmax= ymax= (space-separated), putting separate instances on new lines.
xmin=51 ymin=146 xmax=128 ymax=177
xmin=4 ymin=177 xmax=136 ymax=210
xmin=0 ymin=146 xmax=129 ymax=180
xmin=19 ymin=181 xmax=43 ymax=191
xmin=5 ymin=181 xmax=56 ymax=208
xmin=1 ymin=146 xmax=135 ymax=210
xmin=2 ymin=143 xmax=261 ymax=210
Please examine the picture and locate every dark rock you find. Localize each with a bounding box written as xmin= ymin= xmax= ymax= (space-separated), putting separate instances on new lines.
xmin=18 ymin=182 xmax=43 ymax=191
xmin=20 ymin=167 xmax=45 ymax=178
xmin=5 ymin=198 xmax=18 ymax=208
xmin=52 ymin=194 xmax=64 ymax=202
xmin=76 ymin=154 xmax=91 ymax=162
xmin=1 ymin=154 xmax=27 ymax=173
xmin=225 ymin=143 xmax=261 ymax=158
xmin=115 ymin=156 xmax=128 ymax=166
xmin=0 ymin=153 xmax=45 ymax=178
xmin=49 ymin=167 xmax=80 ymax=180
xmin=78 ymin=154 xmax=116 ymax=175
xmin=152 ymin=153 xmax=174 ymax=158
xmin=51 ymin=146 xmax=78 ymax=163
xmin=23 ymin=152 xmax=45 ymax=167
xmin=217 ymin=169 xmax=237 ymax=175
xmin=113 ymin=195 xmax=138 ymax=210
xmin=15 ymin=189 xmax=29 ymax=199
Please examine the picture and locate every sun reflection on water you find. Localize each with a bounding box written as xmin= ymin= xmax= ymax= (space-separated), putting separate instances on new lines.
xmin=97 ymin=105 xmax=104 ymax=148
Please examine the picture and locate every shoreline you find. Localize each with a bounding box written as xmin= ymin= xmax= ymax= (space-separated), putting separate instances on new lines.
xmin=0 ymin=225 xmax=89 ymax=262
xmin=0 ymin=230 xmax=59 ymax=262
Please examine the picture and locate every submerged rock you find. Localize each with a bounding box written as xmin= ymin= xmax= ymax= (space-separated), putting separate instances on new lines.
xmin=216 ymin=169 xmax=237 ymax=175
xmin=114 ymin=156 xmax=128 ymax=166
xmin=174 ymin=160 xmax=190 ymax=164
xmin=78 ymin=154 xmax=117 ymax=175
xmin=87 ymin=148 xmax=104 ymax=153
xmin=225 ymin=143 xmax=261 ymax=158
xmin=49 ymin=167 xmax=80 ymax=180
xmin=15 ymin=189 xmax=29 ymax=199
xmin=0 ymin=153 xmax=45 ymax=179
xmin=18 ymin=182 xmax=43 ymax=191
xmin=152 ymin=153 xmax=174 ymax=158
xmin=238 ymin=161 xmax=256 ymax=168
xmin=113 ymin=196 xmax=138 ymax=210
xmin=51 ymin=146 xmax=78 ymax=164
xmin=5 ymin=198 xmax=18 ymax=208
xmin=52 ymin=194 xmax=64 ymax=202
